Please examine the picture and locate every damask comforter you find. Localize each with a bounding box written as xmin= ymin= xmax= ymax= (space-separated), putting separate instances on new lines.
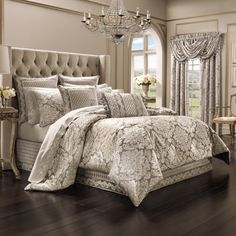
xmin=25 ymin=105 xmax=229 ymax=206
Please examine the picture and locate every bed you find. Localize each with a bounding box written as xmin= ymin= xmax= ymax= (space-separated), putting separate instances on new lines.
xmin=9 ymin=47 xmax=229 ymax=206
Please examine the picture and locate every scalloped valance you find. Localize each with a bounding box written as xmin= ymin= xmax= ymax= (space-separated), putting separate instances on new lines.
xmin=170 ymin=32 xmax=223 ymax=62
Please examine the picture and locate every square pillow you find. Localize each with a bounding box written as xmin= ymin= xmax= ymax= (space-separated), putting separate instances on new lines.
xmin=58 ymin=85 xmax=98 ymax=113
xmin=35 ymin=89 xmax=64 ymax=127
xmin=24 ymin=88 xmax=64 ymax=126
xmin=58 ymin=75 xmax=99 ymax=86
xmin=24 ymin=87 xmax=43 ymax=125
xmin=13 ymin=75 xmax=58 ymax=124
xmin=103 ymin=93 xmax=148 ymax=118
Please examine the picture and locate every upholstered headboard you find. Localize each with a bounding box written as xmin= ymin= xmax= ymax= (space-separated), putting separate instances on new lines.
xmin=10 ymin=47 xmax=110 ymax=84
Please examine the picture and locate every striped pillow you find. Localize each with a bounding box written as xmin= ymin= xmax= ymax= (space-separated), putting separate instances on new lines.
xmin=103 ymin=93 xmax=148 ymax=118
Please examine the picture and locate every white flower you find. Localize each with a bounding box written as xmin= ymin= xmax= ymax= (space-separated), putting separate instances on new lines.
xmin=1 ymin=87 xmax=16 ymax=99
xmin=2 ymin=90 xmax=10 ymax=99
xmin=135 ymin=74 xmax=157 ymax=86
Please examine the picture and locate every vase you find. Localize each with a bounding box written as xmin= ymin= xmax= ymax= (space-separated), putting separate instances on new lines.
xmin=1 ymin=97 xmax=8 ymax=108
xmin=142 ymin=84 xmax=150 ymax=98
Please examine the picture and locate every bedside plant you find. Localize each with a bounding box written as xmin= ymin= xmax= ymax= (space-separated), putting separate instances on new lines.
xmin=0 ymin=86 xmax=16 ymax=108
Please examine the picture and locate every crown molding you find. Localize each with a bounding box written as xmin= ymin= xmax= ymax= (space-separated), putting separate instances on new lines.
xmin=10 ymin=0 xmax=166 ymax=23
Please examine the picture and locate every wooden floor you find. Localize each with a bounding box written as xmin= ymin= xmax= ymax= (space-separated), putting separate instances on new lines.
xmin=0 ymin=137 xmax=236 ymax=236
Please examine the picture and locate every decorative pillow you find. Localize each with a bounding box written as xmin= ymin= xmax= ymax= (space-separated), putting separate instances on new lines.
xmin=97 ymin=86 xmax=113 ymax=105
xmin=112 ymin=89 xmax=124 ymax=93
xmin=24 ymin=88 xmax=64 ymax=126
xmin=24 ymin=87 xmax=43 ymax=125
xmin=103 ymin=93 xmax=148 ymax=118
xmin=13 ymin=75 xmax=58 ymax=124
xmin=58 ymin=75 xmax=99 ymax=86
xmin=35 ymin=90 xmax=64 ymax=127
xmin=147 ymin=107 xmax=177 ymax=116
xmin=58 ymin=85 xmax=98 ymax=113
xmin=97 ymin=83 xmax=108 ymax=89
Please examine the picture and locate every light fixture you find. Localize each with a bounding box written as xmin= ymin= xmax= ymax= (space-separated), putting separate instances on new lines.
xmin=81 ymin=0 xmax=151 ymax=45
xmin=0 ymin=45 xmax=10 ymax=74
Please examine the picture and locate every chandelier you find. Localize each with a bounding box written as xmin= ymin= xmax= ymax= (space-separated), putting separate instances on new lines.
xmin=81 ymin=0 xmax=151 ymax=45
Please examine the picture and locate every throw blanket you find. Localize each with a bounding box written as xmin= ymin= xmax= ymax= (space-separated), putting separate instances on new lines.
xmin=25 ymin=106 xmax=229 ymax=206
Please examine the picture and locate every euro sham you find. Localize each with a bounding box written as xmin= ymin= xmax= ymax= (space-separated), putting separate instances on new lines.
xmin=58 ymin=75 xmax=99 ymax=86
xmin=13 ymin=75 xmax=58 ymax=124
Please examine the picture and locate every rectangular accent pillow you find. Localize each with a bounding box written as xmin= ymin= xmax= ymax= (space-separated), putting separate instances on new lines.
xmin=103 ymin=93 xmax=148 ymax=118
xmin=58 ymin=85 xmax=98 ymax=113
xmin=147 ymin=107 xmax=177 ymax=116
xmin=97 ymin=86 xmax=113 ymax=105
xmin=58 ymin=75 xmax=99 ymax=86
xmin=13 ymin=75 xmax=58 ymax=124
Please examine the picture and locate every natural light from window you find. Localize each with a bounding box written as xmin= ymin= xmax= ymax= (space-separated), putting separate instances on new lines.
xmin=187 ymin=59 xmax=201 ymax=119
xmin=131 ymin=34 xmax=157 ymax=105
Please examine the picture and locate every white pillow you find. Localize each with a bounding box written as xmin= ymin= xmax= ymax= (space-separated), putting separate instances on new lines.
xmin=13 ymin=75 xmax=58 ymax=124
xmin=97 ymin=83 xmax=108 ymax=89
xmin=59 ymin=85 xmax=98 ymax=113
xmin=58 ymin=75 xmax=99 ymax=86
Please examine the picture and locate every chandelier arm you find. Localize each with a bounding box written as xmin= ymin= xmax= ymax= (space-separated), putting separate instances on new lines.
xmin=81 ymin=0 xmax=151 ymax=44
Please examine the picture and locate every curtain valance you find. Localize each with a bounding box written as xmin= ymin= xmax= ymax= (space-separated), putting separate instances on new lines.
xmin=170 ymin=32 xmax=223 ymax=62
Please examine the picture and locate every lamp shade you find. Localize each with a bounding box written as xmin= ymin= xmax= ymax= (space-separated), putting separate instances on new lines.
xmin=0 ymin=45 xmax=10 ymax=74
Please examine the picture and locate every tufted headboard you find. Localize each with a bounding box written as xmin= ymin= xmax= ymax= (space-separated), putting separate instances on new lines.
xmin=10 ymin=47 xmax=110 ymax=84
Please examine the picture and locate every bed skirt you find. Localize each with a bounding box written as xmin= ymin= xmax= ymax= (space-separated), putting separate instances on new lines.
xmin=16 ymin=139 xmax=213 ymax=195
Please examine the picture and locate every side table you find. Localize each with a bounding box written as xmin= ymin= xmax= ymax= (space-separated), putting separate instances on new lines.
xmin=0 ymin=107 xmax=20 ymax=179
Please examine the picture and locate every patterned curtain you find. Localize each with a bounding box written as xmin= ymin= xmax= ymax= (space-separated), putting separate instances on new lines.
xmin=170 ymin=32 xmax=223 ymax=126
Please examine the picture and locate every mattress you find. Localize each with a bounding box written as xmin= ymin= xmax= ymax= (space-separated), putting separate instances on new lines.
xmin=18 ymin=122 xmax=49 ymax=143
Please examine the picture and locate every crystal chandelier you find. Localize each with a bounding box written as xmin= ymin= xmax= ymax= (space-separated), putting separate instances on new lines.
xmin=81 ymin=0 xmax=151 ymax=45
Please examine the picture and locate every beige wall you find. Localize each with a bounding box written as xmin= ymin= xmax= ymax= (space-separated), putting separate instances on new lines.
xmin=166 ymin=0 xmax=236 ymax=111
xmin=2 ymin=0 xmax=166 ymax=98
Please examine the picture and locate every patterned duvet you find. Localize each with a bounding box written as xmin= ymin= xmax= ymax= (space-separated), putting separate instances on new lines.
xmin=25 ymin=106 xmax=229 ymax=206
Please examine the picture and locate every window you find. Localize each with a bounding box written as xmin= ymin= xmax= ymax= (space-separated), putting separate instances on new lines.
xmin=187 ymin=59 xmax=201 ymax=119
xmin=131 ymin=34 xmax=157 ymax=104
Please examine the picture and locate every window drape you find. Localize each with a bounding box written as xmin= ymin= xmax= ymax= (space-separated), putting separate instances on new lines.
xmin=170 ymin=32 xmax=223 ymax=126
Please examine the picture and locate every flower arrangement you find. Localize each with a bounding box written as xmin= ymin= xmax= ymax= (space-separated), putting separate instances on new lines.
xmin=135 ymin=74 xmax=157 ymax=86
xmin=0 ymin=86 xmax=16 ymax=108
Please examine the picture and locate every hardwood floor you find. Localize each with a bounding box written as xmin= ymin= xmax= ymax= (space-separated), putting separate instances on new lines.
xmin=0 ymin=137 xmax=236 ymax=236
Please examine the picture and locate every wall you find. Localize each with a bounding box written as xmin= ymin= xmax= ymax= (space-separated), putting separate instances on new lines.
xmin=2 ymin=0 xmax=166 ymax=95
xmin=166 ymin=0 xmax=236 ymax=112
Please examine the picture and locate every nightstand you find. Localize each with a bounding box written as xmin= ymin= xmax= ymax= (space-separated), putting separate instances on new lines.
xmin=0 ymin=107 xmax=20 ymax=179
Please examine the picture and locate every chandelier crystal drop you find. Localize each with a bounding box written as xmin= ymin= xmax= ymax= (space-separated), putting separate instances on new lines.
xmin=81 ymin=0 xmax=151 ymax=45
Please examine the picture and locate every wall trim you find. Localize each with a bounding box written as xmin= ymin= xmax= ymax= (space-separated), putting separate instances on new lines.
xmin=167 ymin=10 xmax=236 ymax=23
xmin=10 ymin=0 xmax=83 ymax=16
xmin=175 ymin=19 xmax=219 ymax=35
xmin=11 ymin=0 xmax=166 ymax=22
xmin=11 ymin=0 xmax=236 ymax=24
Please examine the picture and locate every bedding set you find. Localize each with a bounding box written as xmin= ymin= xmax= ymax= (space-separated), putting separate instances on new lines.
xmin=11 ymin=48 xmax=229 ymax=207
